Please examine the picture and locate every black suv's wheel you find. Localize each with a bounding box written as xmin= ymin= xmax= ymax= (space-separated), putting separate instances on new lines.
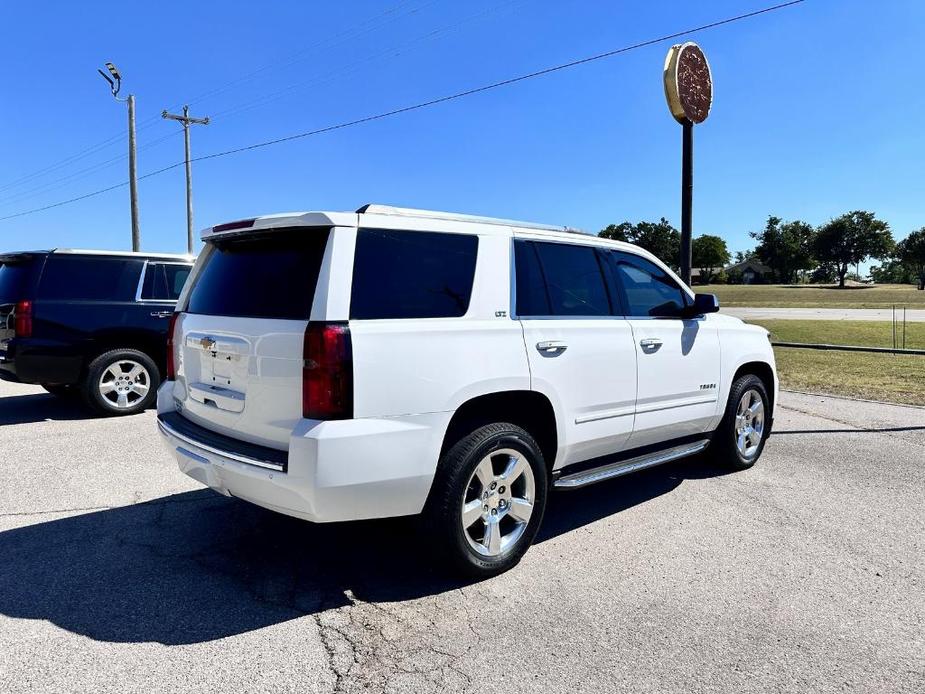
xmin=711 ymin=374 xmax=770 ymax=470
xmin=42 ymin=384 xmax=76 ymax=398
xmin=424 ymin=423 xmax=548 ymax=578
xmin=81 ymin=349 xmax=159 ymax=416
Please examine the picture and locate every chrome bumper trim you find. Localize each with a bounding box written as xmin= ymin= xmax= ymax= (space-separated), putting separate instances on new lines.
xmin=157 ymin=417 xmax=286 ymax=472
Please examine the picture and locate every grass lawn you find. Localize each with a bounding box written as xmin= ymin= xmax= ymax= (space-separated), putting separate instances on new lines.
xmin=770 ymin=348 xmax=925 ymax=406
xmin=742 ymin=319 xmax=925 ymax=406
xmin=747 ymin=319 xmax=925 ymax=350
xmin=702 ymin=283 xmax=925 ymax=309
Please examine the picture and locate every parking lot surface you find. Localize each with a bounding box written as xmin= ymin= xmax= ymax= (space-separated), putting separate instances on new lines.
xmin=1 ymin=380 xmax=922 ymax=693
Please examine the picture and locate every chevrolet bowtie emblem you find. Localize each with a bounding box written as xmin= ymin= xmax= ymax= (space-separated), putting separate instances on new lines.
xmin=200 ymin=336 xmax=217 ymax=351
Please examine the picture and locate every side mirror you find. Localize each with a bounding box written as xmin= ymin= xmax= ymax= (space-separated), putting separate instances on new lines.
xmin=684 ymin=293 xmax=720 ymax=317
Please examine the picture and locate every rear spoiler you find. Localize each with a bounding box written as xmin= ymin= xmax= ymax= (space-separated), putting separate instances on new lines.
xmin=201 ymin=211 xmax=355 ymax=241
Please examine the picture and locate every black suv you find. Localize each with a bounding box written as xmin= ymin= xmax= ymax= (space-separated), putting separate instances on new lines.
xmin=0 ymin=249 xmax=192 ymax=415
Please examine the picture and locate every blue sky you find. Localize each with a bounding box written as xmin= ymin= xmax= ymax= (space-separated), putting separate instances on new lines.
xmin=1 ymin=0 xmax=923 ymax=261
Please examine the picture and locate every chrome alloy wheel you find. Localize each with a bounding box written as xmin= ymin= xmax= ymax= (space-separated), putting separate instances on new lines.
xmin=734 ymin=389 xmax=765 ymax=459
xmin=461 ymin=448 xmax=536 ymax=557
xmin=98 ymin=360 xmax=150 ymax=410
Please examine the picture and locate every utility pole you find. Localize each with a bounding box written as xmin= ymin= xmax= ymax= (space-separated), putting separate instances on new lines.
xmin=98 ymin=62 xmax=141 ymax=251
xmin=162 ymin=105 xmax=210 ymax=254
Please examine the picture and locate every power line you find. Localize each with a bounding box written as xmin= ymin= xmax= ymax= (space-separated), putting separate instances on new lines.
xmin=0 ymin=1 xmax=505 ymax=211
xmin=0 ymin=0 xmax=435 ymax=196
xmin=0 ymin=0 xmax=805 ymax=225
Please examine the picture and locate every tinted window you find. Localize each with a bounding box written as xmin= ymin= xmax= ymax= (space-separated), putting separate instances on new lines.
xmin=164 ymin=264 xmax=191 ymax=300
xmin=514 ymin=241 xmax=550 ymax=316
xmin=140 ymin=264 xmax=168 ymax=300
xmin=350 ymin=229 xmax=478 ymax=320
xmin=187 ymin=229 xmax=330 ymax=319
xmin=532 ymin=241 xmax=611 ymax=316
xmin=611 ymin=252 xmax=688 ymax=317
xmin=141 ymin=263 xmax=190 ymax=301
xmin=0 ymin=258 xmax=39 ymax=302
xmin=38 ymin=256 xmax=142 ymax=301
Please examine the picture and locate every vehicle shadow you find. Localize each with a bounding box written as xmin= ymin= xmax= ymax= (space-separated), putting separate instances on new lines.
xmin=0 ymin=392 xmax=95 ymax=425
xmin=0 ymin=456 xmax=726 ymax=645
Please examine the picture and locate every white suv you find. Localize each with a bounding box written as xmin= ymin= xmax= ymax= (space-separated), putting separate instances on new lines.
xmin=157 ymin=204 xmax=777 ymax=576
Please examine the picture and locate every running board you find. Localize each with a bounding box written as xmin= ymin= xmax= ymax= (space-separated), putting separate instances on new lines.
xmin=553 ymin=439 xmax=710 ymax=490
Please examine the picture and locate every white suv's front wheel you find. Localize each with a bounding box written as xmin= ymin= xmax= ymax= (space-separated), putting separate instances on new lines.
xmin=424 ymin=423 xmax=548 ymax=578
xmin=712 ymin=374 xmax=771 ymax=470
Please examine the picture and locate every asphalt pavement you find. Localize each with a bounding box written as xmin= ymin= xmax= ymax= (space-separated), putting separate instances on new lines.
xmin=1 ymin=380 xmax=922 ymax=693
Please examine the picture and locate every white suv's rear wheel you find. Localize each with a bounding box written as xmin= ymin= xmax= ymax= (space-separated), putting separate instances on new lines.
xmin=425 ymin=423 xmax=548 ymax=577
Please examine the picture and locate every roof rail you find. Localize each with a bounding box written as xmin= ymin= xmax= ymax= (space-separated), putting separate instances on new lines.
xmin=356 ymin=204 xmax=586 ymax=235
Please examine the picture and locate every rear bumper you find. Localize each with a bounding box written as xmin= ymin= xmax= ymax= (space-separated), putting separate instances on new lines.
xmin=156 ymin=383 xmax=450 ymax=523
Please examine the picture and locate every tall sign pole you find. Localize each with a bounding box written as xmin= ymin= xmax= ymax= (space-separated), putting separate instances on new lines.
xmin=663 ymin=42 xmax=713 ymax=286
xmin=162 ymin=106 xmax=210 ymax=254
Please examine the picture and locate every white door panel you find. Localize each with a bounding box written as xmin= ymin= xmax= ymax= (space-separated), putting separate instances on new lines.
xmin=626 ymin=318 xmax=720 ymax=448
xmin=522 ymin=320 xmax=637 ymax=467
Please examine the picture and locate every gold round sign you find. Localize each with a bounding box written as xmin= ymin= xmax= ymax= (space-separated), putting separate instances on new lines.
xmin=663 ymin=42 xmax=713 ymax=125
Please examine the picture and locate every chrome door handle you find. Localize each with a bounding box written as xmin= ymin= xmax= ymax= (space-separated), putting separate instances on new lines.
xmin=639 ymin=338 xmax=663 ymax=351
xmin=150 ymin=311 xmax=173 ymax=318
xmin=536 ymin=340 xmax=568 ymax=354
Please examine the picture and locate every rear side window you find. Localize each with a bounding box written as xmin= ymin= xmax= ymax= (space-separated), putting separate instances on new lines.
xmin=140 ymin=264 xmax=167 ymax=300
xmin=610 ymin=252 xmax=688 ymax=317
xmin=0 ymin=258 xmax=39 ymax=302
xmin=350 ymin=229 xmax=478 ymax=320
xmin=514 ymin=242 xmax=550 ymax=316
xmin=187 ymin=229 xmax=330 ymax=320
xmin=140 ymin=263 xmax=191 ymax=301
xmin=515 ymin=241 xmax=611 ymax=317
xmin=38 ymin=256 xmax=142 ymax=301
xmin=164 ymin=264 xmax=191 ymax=300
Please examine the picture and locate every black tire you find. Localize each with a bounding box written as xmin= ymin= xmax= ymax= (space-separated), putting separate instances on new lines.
xmin=41 ymin=384 xmax=77 ymax=398
xmin=423 ymin=422 xmax=548 ymax=578
xmin=711 ymin=374 xmax=770 ymax=470
xmin=81 ymin=348 xmax=160 ymax=416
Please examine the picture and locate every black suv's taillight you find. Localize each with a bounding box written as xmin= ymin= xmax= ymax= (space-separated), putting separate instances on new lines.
xmin=166 ymin=312 xmax=180 ymax=380
xmin=303 ymin=322 xmax=353 ymax=420
xmin=14 ymin=300 xmax=32 ymax=338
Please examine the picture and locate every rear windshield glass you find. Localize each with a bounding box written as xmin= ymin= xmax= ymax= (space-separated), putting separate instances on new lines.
xmin=0 ymin=258 xmax=38 ymax=302
xmin=37 ymin=256 xmax=143 ymax=301
xmin=187 ymin=229 xmax=330 ymax=320
xmin=350 ymin=229 xmax=478 ymax=320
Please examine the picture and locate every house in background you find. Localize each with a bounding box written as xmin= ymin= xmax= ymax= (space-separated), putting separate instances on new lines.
xmin=724 ymin=259 xmax=773 ymax=284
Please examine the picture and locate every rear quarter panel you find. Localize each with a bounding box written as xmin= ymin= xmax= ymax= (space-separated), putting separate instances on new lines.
xmin=348 ymin=233 xmax=530 ymax=417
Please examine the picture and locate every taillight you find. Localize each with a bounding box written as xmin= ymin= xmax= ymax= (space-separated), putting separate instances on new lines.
xmin=14 ymin=300 xmax=32 ymax=338
xmin=303 ymin=322 xmax=353 ymax=420
xmin=166 ymin=312 xmax=180 ymax=380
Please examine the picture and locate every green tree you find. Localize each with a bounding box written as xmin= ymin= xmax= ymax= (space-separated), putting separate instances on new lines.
xmin=812 ymin=211 xmax=894 ymax=288
xmin=733 ymin=249 xmax=757 ymax=264
xmin=869 ymin=259 xmax=914 ymax=285
xmin=691 ymin=234 xmax=730 ymax=284
xmin=598 ymin=218 xmax=680 ymax=268
xmin=897 ymin=228 xmax=925 ymax=289
xmin=749 ymin=216 xmax=815 ymax=283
